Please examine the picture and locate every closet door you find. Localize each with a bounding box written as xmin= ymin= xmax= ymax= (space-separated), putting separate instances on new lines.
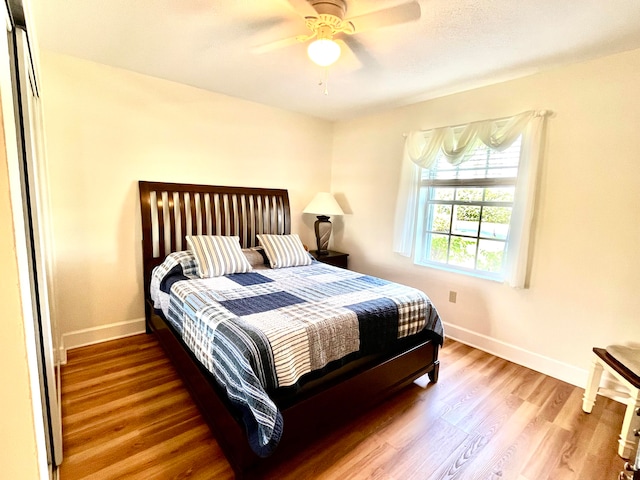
xmin=11 ymin=26 xmax=62 ymax=468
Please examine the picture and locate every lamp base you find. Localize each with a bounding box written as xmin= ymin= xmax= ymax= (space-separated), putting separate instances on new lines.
xmin=314 ymin=215 xmax=331 ymax=255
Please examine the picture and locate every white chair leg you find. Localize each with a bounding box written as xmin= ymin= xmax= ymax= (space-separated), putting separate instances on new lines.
xmin=583 ymin=356 xmax=604 ymax=414
xmin=618 ymin=393 xmax=640 ymax=459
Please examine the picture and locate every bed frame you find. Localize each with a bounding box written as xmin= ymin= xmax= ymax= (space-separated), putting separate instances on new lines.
xmin=138 ymin=180 xmax=440 ymax=479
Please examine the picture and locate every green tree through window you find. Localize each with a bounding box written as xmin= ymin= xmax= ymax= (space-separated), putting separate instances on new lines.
xmin=415 ymin=137 xmax=522 ymax=280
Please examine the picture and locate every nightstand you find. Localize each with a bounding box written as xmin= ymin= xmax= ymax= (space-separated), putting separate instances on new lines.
xmin=309 ymin=250 xmax=349 ymax=269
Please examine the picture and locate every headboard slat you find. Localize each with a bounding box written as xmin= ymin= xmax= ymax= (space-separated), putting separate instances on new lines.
xmin=205 ymin=193 xmax=211 ymax=234
xmin=229 ymin=195 xmax=234 ymax=235
xmin=188 ymin=193 xmax=195 ymax=237
xmin=262 ymin=199 xmax=267 ymax=236
xmin=179 ymin=192 xmax=187 ymax=251
xmin=238 ymin=195 xmax=247 ymax=246
xmin=247 ymin=195 xmax=255 ymax=247
xmin=168 ymin=192 xmax=177 ymax=253
xmin=157 ymin=192 xmax=166 ymax=258
xmin=219 ymin=194 xmax=227 ymax=236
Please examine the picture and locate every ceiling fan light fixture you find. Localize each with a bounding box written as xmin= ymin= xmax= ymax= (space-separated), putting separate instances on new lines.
xmin=307 ymin=38 xmax=341 ymax=67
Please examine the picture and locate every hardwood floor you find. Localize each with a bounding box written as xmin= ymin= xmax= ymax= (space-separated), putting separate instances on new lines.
xmin=59 ymin=334 xmax=626 ymax=479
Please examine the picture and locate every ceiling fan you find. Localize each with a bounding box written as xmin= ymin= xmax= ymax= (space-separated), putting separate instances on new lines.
xmin=253 ymin=0 xmax=422 ymax=67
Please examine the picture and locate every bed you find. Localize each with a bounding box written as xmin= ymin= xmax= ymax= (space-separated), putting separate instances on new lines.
xmin=139 ymin=181 xmax=443 ymax=478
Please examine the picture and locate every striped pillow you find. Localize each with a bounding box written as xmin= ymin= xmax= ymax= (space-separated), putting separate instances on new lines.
xmin=257 ymin=234 xmax=312 ymax=269
xmin=186 ymin=235 xmax=252 ymax=278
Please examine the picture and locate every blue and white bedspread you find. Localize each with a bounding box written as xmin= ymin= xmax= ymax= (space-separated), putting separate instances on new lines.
xmin=150 ymin=253 xmax=443 ymax=457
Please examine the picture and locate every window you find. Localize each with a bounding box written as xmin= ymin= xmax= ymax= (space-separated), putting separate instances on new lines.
xmin=414 ymin=135 xmax=523 ymax=280
xmin=394 ymin=110 xmax=548 ymax=287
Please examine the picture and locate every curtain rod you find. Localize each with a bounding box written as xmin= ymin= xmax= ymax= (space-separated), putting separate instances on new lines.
xmin=401 ymin=109 xmax=551 ymax=138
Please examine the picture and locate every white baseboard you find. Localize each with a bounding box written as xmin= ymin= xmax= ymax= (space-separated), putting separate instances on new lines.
xmin=57 ymin=318 xmax=625 ymax=404
xmin=57 ymin=346 xmax=66 ymax=366
xmin=59 ymin=318 xmax=146 ymax=364
xmin=443 ymin=321 xmax=589 ymax=388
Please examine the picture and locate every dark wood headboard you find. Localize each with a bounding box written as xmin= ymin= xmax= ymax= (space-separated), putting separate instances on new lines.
xmin=138 ymin=181 xmax=291 ymax=314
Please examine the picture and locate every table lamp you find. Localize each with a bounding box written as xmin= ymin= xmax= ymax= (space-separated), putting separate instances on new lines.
xmin=303 ymin=192 xmax=344 ymax=255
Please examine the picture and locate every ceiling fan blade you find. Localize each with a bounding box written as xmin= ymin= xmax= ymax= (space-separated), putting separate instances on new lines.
xmin=284 ymin=0 xmax=318 ymax=18
xmin=347 ymin=2 xmax=421 ymax=34
xmin=339 ymin=36 xmax=379 ymax=70
xmin=252 ymin=34 xmax=310 ymax=54
xmin=335 ymin=38 xmax=363 ymax=71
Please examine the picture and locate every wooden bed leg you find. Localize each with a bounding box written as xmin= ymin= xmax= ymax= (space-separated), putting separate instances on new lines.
xmin=428 ymin=360 xmax=440 ymax=383
xmin=145 ymin=315 xmax=153 ymax=334
xmin=144 ymin=302 xmax=153 ymax=334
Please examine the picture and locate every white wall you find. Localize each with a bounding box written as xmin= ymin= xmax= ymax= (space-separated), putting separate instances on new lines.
xmin=39 ymin=46 xmax=640 ymax=386
xmin=39 ymin=52 xmax=334 ymax=351
xmin=331 ymin=48 xmax=640 ymax=386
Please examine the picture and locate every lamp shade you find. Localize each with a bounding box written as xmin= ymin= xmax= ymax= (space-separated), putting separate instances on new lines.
xmin=307 ymin=38 xmax=341 ymax=67
xmin=303 ymin=192 xmax=344 ymax=216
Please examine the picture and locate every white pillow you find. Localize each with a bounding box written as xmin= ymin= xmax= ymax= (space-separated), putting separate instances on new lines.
xmin=257 ymin=234 xmax=312 ymax=269
xmin=185 ymin=235 xmax=252 ymax=278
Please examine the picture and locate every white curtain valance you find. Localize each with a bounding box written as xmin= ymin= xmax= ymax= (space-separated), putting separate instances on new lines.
xmin=405 ymin=110 xmax=548 ymax=170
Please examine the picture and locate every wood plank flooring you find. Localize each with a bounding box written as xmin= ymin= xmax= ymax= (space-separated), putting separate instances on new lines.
xmin=59 ymin=334 xmax=626 ymax=479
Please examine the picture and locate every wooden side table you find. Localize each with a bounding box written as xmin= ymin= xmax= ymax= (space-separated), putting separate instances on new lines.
xmin=309 ymin=250 xmax=349 ymax=269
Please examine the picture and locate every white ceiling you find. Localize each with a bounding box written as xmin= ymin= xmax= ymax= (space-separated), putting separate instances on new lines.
xmin=31 ymin=0 xmax=640 ymax=121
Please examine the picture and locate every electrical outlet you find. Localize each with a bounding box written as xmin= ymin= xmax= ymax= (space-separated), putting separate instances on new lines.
xmin=449 ymin=291 xmax=457 ymax=303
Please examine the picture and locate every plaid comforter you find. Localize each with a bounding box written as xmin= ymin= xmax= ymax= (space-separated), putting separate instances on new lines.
xmin=150 ymin=253 xmax=443 ymax=457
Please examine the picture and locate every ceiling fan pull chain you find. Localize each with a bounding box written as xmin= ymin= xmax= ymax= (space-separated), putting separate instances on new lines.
xmin=319 ymin=67 xmax=330 ymax=96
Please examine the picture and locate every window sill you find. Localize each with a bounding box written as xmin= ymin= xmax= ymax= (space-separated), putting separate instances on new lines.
xmin=413 ymin=260 xmax=504 ymax=283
